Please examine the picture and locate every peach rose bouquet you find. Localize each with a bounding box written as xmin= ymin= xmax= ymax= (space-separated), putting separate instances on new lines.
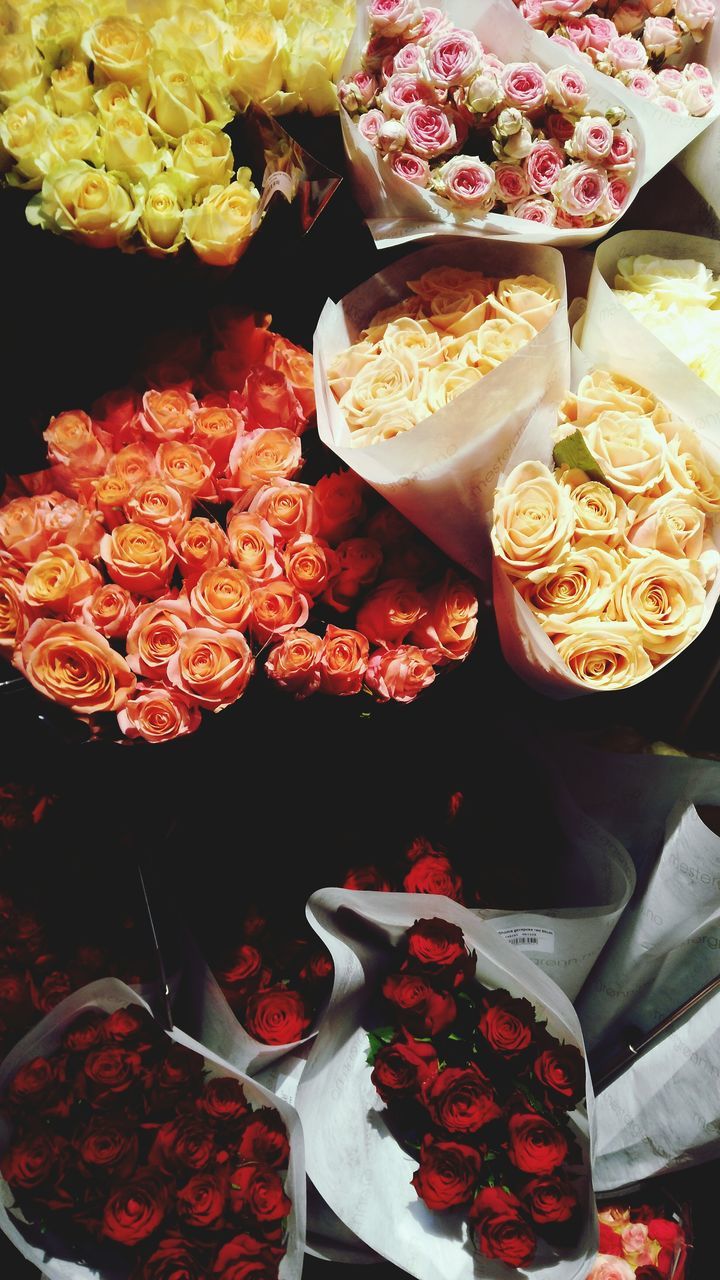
xmin=0 ymin=311 xmax=479 ymax=742
xmin=491 ymin=369 xmax=720 ymax=692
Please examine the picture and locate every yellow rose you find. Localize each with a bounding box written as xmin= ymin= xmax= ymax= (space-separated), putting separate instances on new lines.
xmin=423 ymin=361 xmax=483 ymax=414
xmin=0 ymin=3 xmax=15 ymax=37
xmin=100 ymin=104 xmax=164 ymax=181
xmin=139 ymin=172 xmax=186 ymax=255
xmin=283 ymin=19 xmax=348 ymax=116
xmin=48 ymin=61 xmax=94 ymax=115
xmin=152 ymin=7 xmax=228 ymax=75
xmin=559 ymin=468 xmax=629 ymax=546
xmin=0 ymin=34 xmax=45 ymax=107
xmin=571 ymin=410 xmax=667 ymax=502
xmin=31 ymin=3 xmax=93 ymax=65
xmin=492 ymin=274 xmax=559 ymax=332
xmin=27 ymin=159 xmax=141 ymax=248
xmin=223 ymin=13 xmax=287 ymax=109
xmin=142 ymin=52 xmax=233 ymax=142
xmin=184 ymin=171 xmax=259 ymax=265
xmin=554 ymin=620 xmax=652 ymax=690
xmin=614 ymin=254 xmax=719 ymax=308
xmin=172 ymin=125 xmax=233 ymax=199
xmin=42 ymin=109 xmax=100 ymax=169
xmin=492 ymin=461 xmax=576 ymax=575
xmin=94 ymin=80 xmax=133 ymax=117
xmin=662 ymin=425 xmax=720 ymax=517
xmin=564 ymin=370 xmax=659 ymax=430
xmin=610 ymin=551 xmax=706 ymax=657
xmin=83 ymin=16 xmax=154 ymax=87
xmin=338 ymin=352 xmax=420 ymax=432
xmin=0 ymin=97 xmax=53 ymax=186
xmin=380 ymin=317 xmax=444 ymax=370
xmin=517 ymin=543 xmax=625 ymax=631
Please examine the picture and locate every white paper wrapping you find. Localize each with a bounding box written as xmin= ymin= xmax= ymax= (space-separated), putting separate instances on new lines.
xmin=296 ymin=889 xmax=597 ymax=1280
xmin=593 ymin=981 xmax=720 ymax=1189
xmin=578 ymin=802 xmax=720 ymax=1051
xmin=0 ymin=978 xmax=306 ymax=1280
xmin=581 ymin=228 xmax=720 ymax=435
xmin=341 ymin=0 xmax=647 ymax=249
xmin=314 ymin=239 xmax=569 ymax=577
xmin=676 ymin=118 xmax=720 ymax=219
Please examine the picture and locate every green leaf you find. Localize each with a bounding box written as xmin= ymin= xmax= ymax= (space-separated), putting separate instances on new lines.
xmin=553 ymin=430 xmax=608 ymax=485
xmin=448 ymin=1033 xmax=464 ymax=1042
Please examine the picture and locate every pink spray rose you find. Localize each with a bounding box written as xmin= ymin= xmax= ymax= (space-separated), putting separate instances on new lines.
xmin=675 ymin=0 xmax=715 ymax=37
xmin=367 ymin=0 xmax=424 ymax=38
xmin=379 ymin=73 xmax=437 ymax=116
xmin=403 ymin=101 xmax=458 ymax=158
xmin=643 ymin=16 xmax=683 ymax=56
xmin=501 ymin=62 xmax=547 ymax=112
xmin=358 ymin=109 xmax=385 ymax=144
xmin=493 ymin=162 xmax=531 ymax=201
xmin=545 ymin=66 xmax=589 ymax=112
xmin=508 ymin=195 xmax=557 ymax=223
xmin=525 ymin=138 xmax=565 ymax=194
xmin=567 ymin=115 xmax=614 ymax=162
xmin=552 ymin=161 xmax=608 ymax=218
xmin=604 ymin=35 xmax=649 ymax=71
xmin=390 ymin=150 xmax=431 ymax=184
xmin=426 ymin=29 xmax=482 ymax=87
xmin=433 ymin=155 xmax=496 ymax=209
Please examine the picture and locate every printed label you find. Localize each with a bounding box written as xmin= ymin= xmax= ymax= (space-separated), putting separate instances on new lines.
xmin=496 ymin=927 xmax=555 ymax=954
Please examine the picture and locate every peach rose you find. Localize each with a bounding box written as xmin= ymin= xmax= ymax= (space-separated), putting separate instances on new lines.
xmin=663 ymin=428 xmax=720 ymax=517
xmin=586 ymin=1257 xmax=636 ymax=1280
xmin=283 ymin=534 xmax=336 ymax=599
xmin=357 ymin=578 xmax=427 ymax=648
xmin=43 ymin=410 xmax=108 ymax=478
xmin=124 ymin=479 xmax=191 ymax=539
xmin=493 ymin=275 xmax=559 ymax=331
xmin=627 ymin=492 xmax=707 ymax=562
xmin=226 ymin=513 xmax=282 ymax=584
xmin=554 ymin=620 xmax=653 ymax=689
xmin=191 ymin=405 xmax=243 ymax=468
xmin=16 ymin=618 xmax=135 ymax=713
xmin=323 ymin=537 xmax=384 ymax=611
xmin=166 ymin=627 xmax=254 ymax=710
xmin=319 ymin=625 xmax=369 ymax=695
xmin=126 ymin=597 xmax=192 ymax=678
xmin=100 ymin=522 xmax=176 ymax=597
xmin=156 ymin=441 xmax=215 ymax=499
xmin=226 ymin=428 xmax=303 ymax=501
xmin=94 ymin=474 xmax=133 ymax=530
xmin=190 ymin=566 xmax=252 ymax=632
xmin=247 ymin=481 xmax=318 ymax=542
xmin=136 ymin=388 xmax=198 ymax=443
xmin=265 ymin=628 xmax=323 ymax=697
xmin=577 ymin=411 xmax=666 ymax=501
xmin=78 ymin=583 xmax=137 ymax=639
xmin=559 ymin=469 xmax=629 ymax=546
xmin=0 ymin=496 xmax=56 ymax=565
xmin=518 ymin=544 xmax=624 ymax=630
xmin=176 ymin=518 xmax=230 ymax=583
xmin=611 ymin=551 xmax=706 ymax=657
xmin=410 ymin=573 xmax=478 ymax=661
xmin=23 ymin=544 xmax=101 ymax=616
xmin=365 ymin=645 xmax=437 ymax=702
xmin=107 ymin=442 xmax=157 ymax=488
xmin=0 ymin=570 xmax=28 ymax=652
xmin=250 ymin=578 xmax=310 ymax=643
xmin=313 ymin=471 xmax=367 ymax=545
xmin=492 ymin=461 xmax=576 ymax=574
xmin=267 ymin=334 xmax=316 ymax=421
xmin=42 ymin=497 xmax=104 ymax=560
xmin=117 ymin=682 xmax=201 ymax=743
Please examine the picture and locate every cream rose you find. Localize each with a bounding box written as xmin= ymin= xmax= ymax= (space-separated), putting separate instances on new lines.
xmin=381 ymin=317 xmax=444 ymax=369
xmin=627 ymin=492 xmax=708 ymax=563
xmin=610 ymin=551 xmax=706 ymax=656
xmin=663 ymin=427 xmax=720 ymax=517
xmin=554 ymin=620 xmax=652 ymax=689
xmin=559 ymin=469 xmax=629 ymax=546
xmin=184 ymin=172 xmax=260 ymax=267
xmin=518 ymin=543 xmax=624 ymax=629
xmin=576 ymin=411 xmax=667 ymax=500
xmin=568 ymin=369 xmax=658 ymax=428
xmin=492 ymin=461 xmax=576 ymax=574
xmin=27 ymin=160 xmax=141 ymax=248
xmin=339 ymin=353 xmax=420 ymax=433
xmin=492 ymin=274 xmax=560 ymax=331
xmin=423 ymin=361 xmax=483 ymax=413
xmin=467 ymin=316 xmax=535 ymax=369
xmin=283 ymin=19 xmax=347 ymax=116
xmin=83 ymin=17 xmax=154 ymax=87
xmin=614 ymin=254 xmax=719 ymax=307
xmin=16 ymin=618 xmax=135 ymax=713
xmin=0 ymin=34 xmax=45 ymax=108
xmin=0 ymin=98 xmax=52 ymax=186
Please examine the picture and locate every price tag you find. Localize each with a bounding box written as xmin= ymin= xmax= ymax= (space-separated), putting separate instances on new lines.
xmin=496 ymin=927 xmax=555 ymax=954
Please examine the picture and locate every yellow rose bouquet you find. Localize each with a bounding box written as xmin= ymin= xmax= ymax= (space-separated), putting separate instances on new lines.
xmin=491 ymin=368 xmax=720 ymax=694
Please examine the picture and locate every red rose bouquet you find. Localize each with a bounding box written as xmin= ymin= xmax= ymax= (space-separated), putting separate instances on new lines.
xmin=0 ymin=980 xmax=304 ymax=1280
xmin=588 ymin=1195 xmax=691 ymax=1279
xmin=295 ymin=890 xmax=596 ymax=1279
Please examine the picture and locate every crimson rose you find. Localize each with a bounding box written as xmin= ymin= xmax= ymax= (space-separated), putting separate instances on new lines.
xmin=371 ymin=1032 xmax=438 ymax=1102
xmin=403 ymin=918 xmax=474 ymax=987
xmin=382 ymin=973 xmax=456 ymax=1036
xmin=470 ymin=1187 xmax=537 ymax=1267
xmin=228 ymin=1164 xmax=292 ymax=1222
xmin=411 ymin=1135 xmax=482 ymax=1210
xmin=343 ymin=866 xmax=392 ymax=891
xmin=141 ymin=1235 xmax=209 ymax=1280
xmin=176 ymin=1172 xmax=227 ymax=1229
xmin=533 ymin=1045 xmax=585 ymax=1109
xmin=477 ymin=991 xmax=535 ymax=1056
xmin=402 ymin=854 xmax=464 ymax=901
xmin=149 ymin=1115 xmax=216 ymax=1174
xmin=197 ymin=1076 xmax=250 ymax=1126
xmin=75 ymin=1118 xmax=139 ymax=1181
xmin=63 ymin=1009 xmax=106 ymax=1053
xmin=422 ymin=1064 xmax=501 ymax=1133
xmin=235 ymin=1110 xmax=290 ymax=1169
xmin=521 ymin=1175 xmax=578 ymax=1224
xmin=83 ymin=1046 xmax=144 ymax=1107
xmin=102 ymin=1171 xmax=170 ymax=1245
xmin=244 ymin=987 xmax=310 ymax=1045
xmin=507 ymin=1112 xmax=569 ymax=1175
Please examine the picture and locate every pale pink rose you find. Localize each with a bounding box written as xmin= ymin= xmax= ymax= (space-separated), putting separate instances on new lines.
xmin=525 ymin=138 xmax=565 ymax=192
xmin=541 ymin=0 xmax=594 ymax=17
xmin=367 ymin=0 xmax=424 ymax=37
xmin=553 ymin=161 xmax=608 ymax=217
xmin=584 ymin=14 xmax=617 ymax=49
xmin=501 ymin=62 xmax=547 ymax=112
xmin=381 ymin=54 xmax=396 ymax=82
xmin=365 ymin=645 xmax=437 ymax=702
xmin=675 ymin=0 xmax=715 ymax=37
xmin=507 ymin=195 xmax=557 ymax=222
xmin=546 ymin=110 xmax=577 ymax=143
xmin=493 ymin=162 xmax=531 ymax=201
xmin=377 ymin=118 xmax=408 ymax=152
xmin=656 ymin=66 xmax=685 ymax=94
xmin=403 ymin=101 xmax=457 ymax=158
xmin=79 ymin=583 xmax=137 ymax=638
xmin=426 ymin=29 xmax=482 ymax=87
xmin=415 ymin=6 xmax=450 ymax=44
xmin=520 ymin=0 xmax=549 ymax=27
xmin=393 ymin=42 xmax=425 ymax=74
xmin=621 ymin=69 xmax=658 ymax=98
xmin=643 ymin=16 xmax=683 ymax=55
xmin=550 ymin=33 xmax=593 ymax=59
xmin=484 ymin=53 xmax=506 ymax=75
xmin=685 ymin=61 xmax=714 ymax=82
xmin=605 ymin=35 xmax=648 ymax=71
xmin=621 ymin=1224 xmax=649 ymax=1255
xmin=608 ymin=128 xmax=637 ymax=173
xmin=679 ymin=77 xmax=715 ymax=113
xmin=363 ymin=33 xmax=402 ymax=73
xmin=378 ymin=72 xmax=437 ymax=116
xmin=433 ymin=154 xmax=496 ymax=208
xmin=117 ymin=683 xmax=201 ymax=743
xmin=612 ymin=0 xmax=647 ymax=33
xmin=390 ymin=150 xmax=431 ymax=184
xmin=337 ymin=71 xmax=378 ymax=112
xmin=564 ymin=18 xmax=594 ymax=51
xmin=545 ymin=65 xmax=589 ymax=111
xmin=598 ymin=176 xmax=631 ymax=220
xmin=657 ymin=92 xmax=689 ymax=111
xmin=567 ymin=115 xmax=614 ymax=162
xmin=358 ymin=108 xmax=385 ymax=143
xmin=586 ymin=1258 xmax=636 ymax=1280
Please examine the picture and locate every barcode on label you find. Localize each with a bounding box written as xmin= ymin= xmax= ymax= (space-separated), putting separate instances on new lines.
xmin=513 ymin=935 xmax=540 ymax=946
xmin=495 ymin=926 xmax=555 ymax=955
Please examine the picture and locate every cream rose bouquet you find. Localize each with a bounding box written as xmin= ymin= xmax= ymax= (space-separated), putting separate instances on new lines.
xmin=491 ymin=368 xmax=720 ymax=694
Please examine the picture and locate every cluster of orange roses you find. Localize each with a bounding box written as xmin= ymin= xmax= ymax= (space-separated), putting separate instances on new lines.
xmin=0 ymin=314 xmax=479 ymax=742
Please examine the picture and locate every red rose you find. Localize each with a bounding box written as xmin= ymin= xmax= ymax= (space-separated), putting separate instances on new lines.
xmin=244 ymin=987 xmax=310 ymax=1045
xmin=140 ymin=1235 xmax=208 ymax=1280
xmin=243 ymin=366 xmax=304 ymax=435
xmin=507 ymin=1113 xmax=569 ymax=1175
xmin=371 ymin=1032 xmax=438 ymax=1103
xmin=102 ymin=1171 xmax=170 ymax=1245
xmin=235 ymin=1110 xmax=290 ymax=1170
xmin=521 ymin=1175 xmax=578 ymax=1224
xmin=0 ymin=972 xmax=29 ymax=1013
xmin=533 ymin=1045 xmax=585 ymax=1109
xmin=635 ymin=1268 xmax=665 ymax=1279
xmin=177 ymin=1172 xmax=227 ymax=1228
xmin=422 ymin=1064 xmax=501 ymax=1134
xmin=63 ymin=1009 xmax=106 ymax=1053
xmin=470 ymin=1187 xmax=536 ymax=1267
xmin=343 ymin=865 xmax=393 ymax=892
xmin=212 ymin=1234 xmax=283 ymax=1280
xmin=411 ymin=1135 xmax=483 ymax=1210
xmin=149 ymin=1115 xmax=216 ymax=1173
xmin=197 ymin=1076 xmax=250 ymax=1126
xmin=102 ymin=1006 xmax=163 ymax=1054
xmin=75 ymin=1118 xmax=139 ymax=1181
xmin=382 ymin=973 xmax=456 ymax=1037
xmin=150 ymin=1043 xmax=205 ymax=1103
xmin=598 ymin=1222 xmax=624 ymax=1256
xmin=299 ymin=950 xmax=333 ymax=985
xmin=404 ymin=918 xmax=474 ymax=987
xmin=648 ymin=1218 xmax=681 ymax=1250
xmin=313 ymin=471 xmax=366 ymax=544
xmin=228 ymin=1163 xmax=292 ymax=1222
xmin=218 ymin=945 xmax=264 ymax=999
xmin=2 ymin=1130 xmax=65 ymax=1190
xmin=8 ymin=1056 xmax=58 ymax=1109
xmin=477 ymin=991 xmax=535 ymax=1056
xmin=30 ymin=969 xmax=73 ymax=1015
xmin=402 ymin=854 xmax=464 ymax=902
xmin=83 ymin=1046 xmax=144 ymax=1107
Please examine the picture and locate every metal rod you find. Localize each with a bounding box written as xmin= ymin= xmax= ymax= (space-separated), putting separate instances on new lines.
xmin=137 ymin=864 xmax=174 ymax=1033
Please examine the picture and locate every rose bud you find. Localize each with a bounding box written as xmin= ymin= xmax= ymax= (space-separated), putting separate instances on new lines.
xmin=533 ymin=1044 xmax=585 ymax=1109
xmin=477 ymin=990 xmax=536 ymax=1056
xmin=507 ymin=1113 xmax=569 ymax=1175
xmin=412 ymin=1135 xmax=483 ymax=1210
xmin=244 ymin=986 xmax=311 ymax=1045
xmin=228 ymin=1163 xmax=292 ymax=1222
xmin=422 ymin=1063 xmax=501 ymax=1134
xmin=371 ymin=1031 xmax=439 ymax=1102
xmin=469 ymin=1186 xmax=537 ymax=1267
xmin=402 ymin=853 xmax=464 ymax=901
xmin=403 ymin=918 xmax=475 ymax=986
xmin=235 ymin=1109 xmax=291 ymax=1169
xmin=383 ymin=972 xmax=456 ymax=1036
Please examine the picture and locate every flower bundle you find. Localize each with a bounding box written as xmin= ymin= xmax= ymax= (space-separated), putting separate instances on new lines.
xmin=0 ymin=0 xmax=353 ymax=260
xmin=0 ymin=1002 xmax=294 ymax=1280
xmin=344 ymin=833 xmax=466 ymax=898
xmin=367 ymin=917 xmax=586 ymax=1270
xmin=328 ymin=265 xmax=560 ymax=446
xmin=613 ymin=253 xmax=720 ymax=394
xmin=513 ymin=0 xmax=715 ymax=116
xmin=338 ymin=0 xmax=638 ymax=228
xmin=0 ymin=314 xmax=479 ymax=741
xmin=589 ymin=1201 xmax=689 ymax=1278
xmin=492 ymin=369 xmax=720 ymax=691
